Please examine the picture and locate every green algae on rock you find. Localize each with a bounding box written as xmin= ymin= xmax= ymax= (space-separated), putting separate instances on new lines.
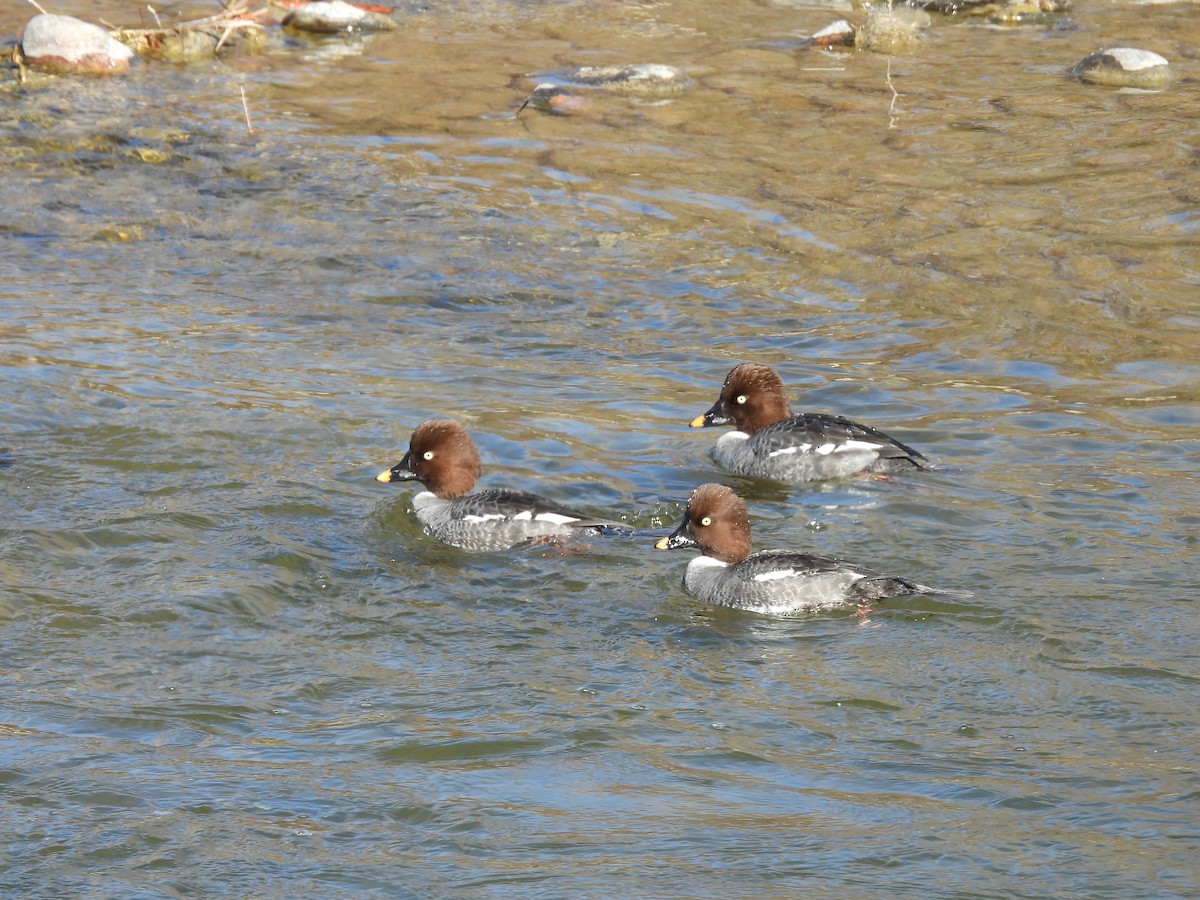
xmin=855 ymin=6 xmax=931 ymax=55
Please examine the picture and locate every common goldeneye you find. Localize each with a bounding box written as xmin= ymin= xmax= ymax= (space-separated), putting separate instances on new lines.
xmin=691 ymin=363 xmax=928 ymax=482
xmin=376 ymin=419 xmax=625 ymax=552
xmin=655 ymin=483 xmax=965 ymax=613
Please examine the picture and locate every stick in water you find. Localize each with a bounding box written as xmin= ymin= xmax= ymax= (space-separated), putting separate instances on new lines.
xmin=240 ymin=84 xmax=254 ymax=136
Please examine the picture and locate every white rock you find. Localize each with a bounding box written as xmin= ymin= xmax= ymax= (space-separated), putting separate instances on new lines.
xmin=808 ymin=19 xmax=856 ymax=48
xmin=813 ymin=20 xmax=855 ymax=40
xmin=21 ymin=14 xmax=134 ymax=76
xmin=1073 ymin=47 xmax=1171 ymax=89
xmin=1102 ymin=47 xmax=1169 ymax=71
xmin=564 ymin=64 xmax=692 ymax=97
xmin=284 ymin=0 xmax=396 ymax=34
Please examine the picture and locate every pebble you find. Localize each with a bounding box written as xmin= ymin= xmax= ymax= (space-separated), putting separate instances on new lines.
xmin=1072 ymin=47 xmax=1171 ymax=89
xmin=20 ymin=13 xmax=135 ymax=76
xmin=809 ymin=20 xmax=856 ymax=49
xmin=283 ymin=0 xmax=396 ymax=34
xmin=562 ymin=64 xmax=692 ymax=98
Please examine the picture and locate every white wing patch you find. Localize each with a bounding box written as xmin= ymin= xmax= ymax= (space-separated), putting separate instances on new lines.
xmin=812 ymin=439 xmax=882 ymax=456
xmin=767 ymin=444 xmax=811 ymax=458
xmin=465 ymin=510 xmax=578 ymax=525
xmin=753 ymin=568 xmax=796 ymax=582
xmin=534 ymin=512 xmax=578 ymax=525
xmin=835 ymin=439 xmax=882 ymax=454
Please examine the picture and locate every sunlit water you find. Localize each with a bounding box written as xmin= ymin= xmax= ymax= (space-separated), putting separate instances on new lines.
xmin=2 ymin=0 xmax=1198 ymax=895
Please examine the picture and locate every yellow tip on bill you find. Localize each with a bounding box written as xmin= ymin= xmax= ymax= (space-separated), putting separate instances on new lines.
xmin=375 ymin=469 xmax=393 ymax=483
xmin=654 ymin=536 xmax=671 ymax=550
xmin=688 ymin=414 xmax=706 ymax=428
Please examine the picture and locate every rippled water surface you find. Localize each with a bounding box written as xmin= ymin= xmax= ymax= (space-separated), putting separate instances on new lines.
xmin=2 ymin=0 xmax=1199 ymax=895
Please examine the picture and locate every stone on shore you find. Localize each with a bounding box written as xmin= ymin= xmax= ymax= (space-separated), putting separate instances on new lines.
xmin=20 ymin=14 xmax=135 ymax=76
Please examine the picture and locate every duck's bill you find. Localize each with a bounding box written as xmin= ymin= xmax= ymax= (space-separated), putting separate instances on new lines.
xmin=690 ymin=402 xmax=731 ymax=428
xmin=654 ymin=528 xmax=697 ymax=551
xmin=376 ymin=452 xmax=417 ymax=483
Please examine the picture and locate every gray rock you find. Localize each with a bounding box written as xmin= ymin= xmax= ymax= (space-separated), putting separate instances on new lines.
xmin=21 ymin=13 xmax=135 ymax=76
xmin=284 ymin=0 xmax=396 ymax=34
xmin=1072 ymin=47 xmax=1171 ymax=89
xmin=563 ymin=64 xmax=692 ymax=98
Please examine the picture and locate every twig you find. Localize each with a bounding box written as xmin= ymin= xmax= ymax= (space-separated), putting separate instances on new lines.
xmin=886 ymin=56 xmax=900 ymax=129
xmin=240 ymin=83 xmax=254 ymax=136
xmin=26 ymin=0 xmax=50 ymax=13
xmin=109 ymin=3 xmax=272 ymax=39
xmin=147 ymin=4 xmax=162 ymax=27
xmin=13 ymin=43 xmax=28 ymax=84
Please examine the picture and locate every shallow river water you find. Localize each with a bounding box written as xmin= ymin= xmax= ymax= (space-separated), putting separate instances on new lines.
xmin=2 ymin=0 xmax=1199 ymax=896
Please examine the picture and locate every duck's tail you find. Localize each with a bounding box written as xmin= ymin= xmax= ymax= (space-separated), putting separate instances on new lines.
xmin=852 ymin=576 xmax=973 ymax=602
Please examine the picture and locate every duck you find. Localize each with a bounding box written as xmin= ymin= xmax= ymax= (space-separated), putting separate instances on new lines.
xmin=376 ymin=419 xmax=625 ymax=552
xmin=655 ymin=483 xmax=965 ymax=613
xmin=690 ymin=363 xmax=928 ymax=482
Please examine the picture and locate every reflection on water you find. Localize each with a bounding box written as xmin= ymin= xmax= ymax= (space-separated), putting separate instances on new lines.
xmin=1 ymin=0 xmax=1198 ymax=895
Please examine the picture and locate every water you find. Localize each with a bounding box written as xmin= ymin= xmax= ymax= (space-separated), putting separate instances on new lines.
xmin=2 ymin=0 xmax=1199 ymax=895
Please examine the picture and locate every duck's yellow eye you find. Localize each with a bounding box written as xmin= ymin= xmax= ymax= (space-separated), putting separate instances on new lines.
xmin=700 ymin=516 xmax=712 ymax=527
xmin=735 ymin=394 xmax=747 ymax=405
xmin=422 ymin=450 xmax=434 ymax=461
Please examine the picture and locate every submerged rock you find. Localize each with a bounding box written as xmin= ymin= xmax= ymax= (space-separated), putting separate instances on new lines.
xmin=523 ymin=83 xmax=587 ymax=116
xmin=1072 ymin=48 xmax=1171 ymax=89
xmin=155 ymin=29 xmax=222 ymax=63
xmin=907 ymin=0 xmax=1069 ymax=15
xmin=20 ymin=13 xmax=135 ymax=76
xmin=906 ymin=0 xmax=1071 ymax=27
xmin=283 ymin=0 xmax=396 ymax=33
xmin=855 ymin=6 xmax=931 ymax=55
xmin=562 ymin=64 xmax=692 ymax=98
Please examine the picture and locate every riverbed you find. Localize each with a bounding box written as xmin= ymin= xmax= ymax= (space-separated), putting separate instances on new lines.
xmin=2 ymin=0 xmax=1198 ymax=895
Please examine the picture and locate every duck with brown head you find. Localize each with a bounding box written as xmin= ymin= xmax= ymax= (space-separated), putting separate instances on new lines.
xmin=656 ymin=483 xmax=967 ymax=613
xmin=691 ymin=364 xmax=929 ymax=483
xmin=377 ymin=419 xmax=626 ymax=552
